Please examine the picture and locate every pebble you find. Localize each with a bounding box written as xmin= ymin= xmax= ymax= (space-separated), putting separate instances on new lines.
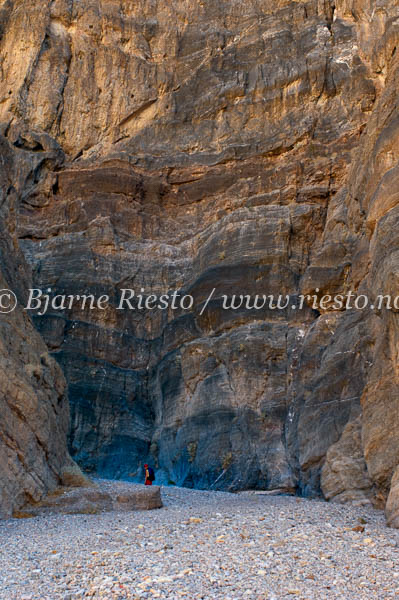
xmin=0 ymin=481 xmax=399 ymax=599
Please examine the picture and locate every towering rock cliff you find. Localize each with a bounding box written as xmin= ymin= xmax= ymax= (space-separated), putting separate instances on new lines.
xmin=1 ymin=0 xmax=399 ymax=521
xmin=0 ymin=130 xmax=71 ymax=518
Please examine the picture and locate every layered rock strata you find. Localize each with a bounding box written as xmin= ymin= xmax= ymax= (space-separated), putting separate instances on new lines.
xmin=1 ymin=0 xmax=399 ymax=524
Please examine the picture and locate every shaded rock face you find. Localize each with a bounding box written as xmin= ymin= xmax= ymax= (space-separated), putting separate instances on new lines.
xmin=321 ymin=416 xmax=374 ymax=505
xmin=0 ymin=135 xmax=71 ymax=518
xmin=1 ymin=0 xmax=399 ymax=518
xmin=386 ymin=467 xmax=399 ymax=529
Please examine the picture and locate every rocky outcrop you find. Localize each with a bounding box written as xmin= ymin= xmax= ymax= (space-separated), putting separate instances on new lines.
xmin=1 ymin=0 xmax=399 ymax=525
xmin=115 ymin=486 xmax=163 ymax=511
xmin=0 ymin=250 xmax=70 ymax=517
xmin=306 ymin=7 xmax=399 ymax=508
xmin=321 ymin=416 xmax=373 ymax=505
xmin=0 ymin=207 xmax=71 ymax=518
xmin=18 ymin=481 xmax=162 ymax=516
xmin=386 ymin=466 xmax=399 ymax=528
xmin=0 ymin=118 xmax=72 ymax=518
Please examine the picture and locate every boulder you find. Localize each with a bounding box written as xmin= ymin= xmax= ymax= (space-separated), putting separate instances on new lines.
xmin=17 ymin=481 xmax=163 ymax=517
xmin=321 ymin=417 xmax=374 ymax=506
xmin=385 ymin=467 xmax=399 ymax=529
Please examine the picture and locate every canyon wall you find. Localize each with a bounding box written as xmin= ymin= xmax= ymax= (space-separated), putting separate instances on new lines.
xmin=0 ymin=130 xmax=71 ymax=517
xmin=1 ymin=0 xmax=399 ymax=517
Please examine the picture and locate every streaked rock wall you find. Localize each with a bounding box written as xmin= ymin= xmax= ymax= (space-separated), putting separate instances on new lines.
xmin=1 ymin=0 xmax=399 ymax=523
xmin=0 ymin=132 xmax=71 ymax=517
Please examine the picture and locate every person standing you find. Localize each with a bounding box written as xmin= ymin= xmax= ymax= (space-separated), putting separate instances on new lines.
xmin=144 ymin=463 xmax=155 ymax=485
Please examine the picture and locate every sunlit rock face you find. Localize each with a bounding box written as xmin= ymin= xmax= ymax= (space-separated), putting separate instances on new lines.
xmin=2 ymin=0 xmax=399 ymax=519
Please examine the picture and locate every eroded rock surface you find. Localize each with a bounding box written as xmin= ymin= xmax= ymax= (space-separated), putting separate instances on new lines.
xmin=386 ymin=466 xmax=399 ymax=529
xmin=19 ymin=480 xmax=162 ymax=517
xmin=321 ymin=416 xmax=374 ymax=505
xmin=0 ymin=136 xmax=72 ymax=518
xmin=1 ymin=0 xmax=399 ymax=524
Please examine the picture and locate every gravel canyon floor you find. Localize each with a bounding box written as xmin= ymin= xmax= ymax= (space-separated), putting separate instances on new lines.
xmin=0 ymin=483 xmax=398 ymax=600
